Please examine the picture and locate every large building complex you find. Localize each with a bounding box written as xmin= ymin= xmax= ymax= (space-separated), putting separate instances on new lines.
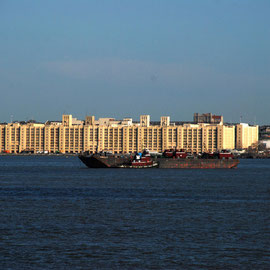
xmin=0 ymin=114 xmax=258 ymax=154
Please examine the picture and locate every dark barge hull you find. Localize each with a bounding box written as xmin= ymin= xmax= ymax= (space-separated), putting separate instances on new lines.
xmin=157 ymin=158 xmax=239 ymax=169
xmin=79 ymin=154 xmax=239 ymax=169
xmin=79 ymin=154 xmax=133 ymax=168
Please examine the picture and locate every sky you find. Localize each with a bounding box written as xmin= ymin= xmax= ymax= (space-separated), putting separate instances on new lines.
xmin=0 ymin=0 xmax=269 ymax=124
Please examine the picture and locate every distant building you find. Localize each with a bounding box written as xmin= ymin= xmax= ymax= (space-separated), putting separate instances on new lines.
xmin=259 ymin=125 xmax=270 ymax=140
xmin=260 ymin=140 xmax=270 ymax=149
xmin=0 ymin=114 xmax=258 ymax=154
xmin=194 ymin=113 xmax=223 ymax=124
xmin=236 ymin=123 xmax=259 ymax=149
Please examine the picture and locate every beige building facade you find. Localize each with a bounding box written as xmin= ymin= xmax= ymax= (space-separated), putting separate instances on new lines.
xmin=236 ymin=123 xmax=259 ymax=149
xmin=0 ymin=114 xmax=257 ymax=154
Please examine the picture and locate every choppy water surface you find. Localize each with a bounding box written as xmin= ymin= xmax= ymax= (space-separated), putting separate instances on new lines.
xmin=0 ymin=156 xmax=269 ymax=269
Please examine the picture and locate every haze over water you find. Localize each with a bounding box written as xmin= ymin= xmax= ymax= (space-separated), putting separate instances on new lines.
xmin=0 ymin=156 xmax=269 ymax=269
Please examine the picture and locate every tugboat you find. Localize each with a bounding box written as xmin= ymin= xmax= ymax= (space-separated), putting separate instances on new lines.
xmin=119 ymin=150 xmax=158 ymax=168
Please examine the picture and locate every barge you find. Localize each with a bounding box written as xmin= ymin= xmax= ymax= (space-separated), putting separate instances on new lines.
xmin=79 ymin=149 xmax=239 ymax=169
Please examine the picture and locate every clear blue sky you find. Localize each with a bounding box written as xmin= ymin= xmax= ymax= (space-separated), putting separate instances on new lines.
xmin=1 ymin=0 xmax=269 ymax=124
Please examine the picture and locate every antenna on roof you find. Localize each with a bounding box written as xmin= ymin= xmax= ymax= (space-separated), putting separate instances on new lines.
xmin=10 ymin=115 xmax=13 ymax=123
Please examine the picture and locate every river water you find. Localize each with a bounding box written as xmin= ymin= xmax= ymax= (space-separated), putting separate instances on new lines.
xmin=0 ymin=156 xmax=269 ymax=269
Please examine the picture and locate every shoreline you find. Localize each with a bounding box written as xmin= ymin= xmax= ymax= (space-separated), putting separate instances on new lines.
xmin=0 ymin=153 xmax=79 ymax=157
xmin=1 ymin=153 xmax=269 ymax=159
